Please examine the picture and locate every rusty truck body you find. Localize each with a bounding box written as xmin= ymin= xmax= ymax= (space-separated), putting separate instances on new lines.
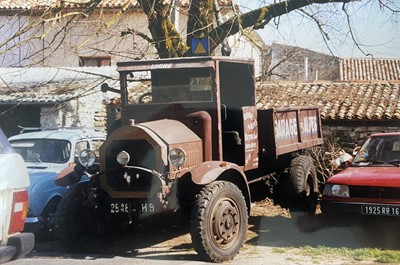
xmin=55 ymin=56 xmax=323 ymax=262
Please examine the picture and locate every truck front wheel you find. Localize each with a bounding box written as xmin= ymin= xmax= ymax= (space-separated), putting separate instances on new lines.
xmin=55 ymin=182 xmax=100 ymax=251
xmin=190 ymin=181 xmax=248 ymax=262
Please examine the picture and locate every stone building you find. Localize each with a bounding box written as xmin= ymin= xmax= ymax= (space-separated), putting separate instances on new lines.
xmin=0 ymin=0 xmax=266 ymax=136
xmin=264 ymin=43 xmax=340 ymax=81
xmin=0 ymin=67 xmax=118 ymax=137
xmin=0 ymin=0 xmax=264 ymax=74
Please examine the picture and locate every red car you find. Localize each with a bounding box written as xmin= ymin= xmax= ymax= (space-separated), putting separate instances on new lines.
xmin=321 ymin=132 xmax=400 ymax=217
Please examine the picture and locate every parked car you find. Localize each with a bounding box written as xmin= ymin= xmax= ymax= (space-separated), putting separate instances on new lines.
xmin=321 ymin=132 xmax=400 ymax=217
xmin=0 ymin=128 xmax=34 ymax=264
xmin=8 ymin=128 xmax=106 ymax=238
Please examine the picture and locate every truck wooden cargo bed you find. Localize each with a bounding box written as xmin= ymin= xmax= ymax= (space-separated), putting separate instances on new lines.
xmin=258 ymin=106 xmax=324 ymax=158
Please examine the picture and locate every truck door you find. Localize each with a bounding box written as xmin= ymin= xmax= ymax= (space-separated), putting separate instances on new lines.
xmin=218 ymin=61 xmax=256 ymax=167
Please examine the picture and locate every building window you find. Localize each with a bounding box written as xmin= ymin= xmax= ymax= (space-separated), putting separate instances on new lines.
xmin=79 ymin=56 xmax=111 ymax=67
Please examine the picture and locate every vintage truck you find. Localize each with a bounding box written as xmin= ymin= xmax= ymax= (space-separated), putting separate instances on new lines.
xmin=55 ymin=56 xmax=323 ymax=262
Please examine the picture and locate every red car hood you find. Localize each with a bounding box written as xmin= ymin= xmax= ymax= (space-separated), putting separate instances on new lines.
xmin=328 ymin=166 xmax=400 ymax=187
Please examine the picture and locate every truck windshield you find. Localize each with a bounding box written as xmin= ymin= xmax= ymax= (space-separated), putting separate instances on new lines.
xmin=124 ymin=69 xmax=213 ymax=105
xmin=352 ymin=136 xmax=400 ymax=166
xmin=10 ymin=139 xmax=71 ymax=164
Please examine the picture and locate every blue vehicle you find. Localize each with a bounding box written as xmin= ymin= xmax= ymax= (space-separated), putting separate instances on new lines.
xmin=8 ymin=128 xmax=105 ymax=238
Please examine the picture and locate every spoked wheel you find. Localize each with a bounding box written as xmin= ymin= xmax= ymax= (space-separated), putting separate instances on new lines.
xmin=190 ymin=181 xmax=248 ymax=262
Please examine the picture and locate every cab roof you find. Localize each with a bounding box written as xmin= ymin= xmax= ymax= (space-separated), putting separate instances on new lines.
xmin=116 ymin=56 xmax=254 ymax=72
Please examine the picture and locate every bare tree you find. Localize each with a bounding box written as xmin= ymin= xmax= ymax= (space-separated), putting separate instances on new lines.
xmin=128 ymin=0 xmax=400 ymax=58
xmin=1 ymin=0 xmax=398 ymax=64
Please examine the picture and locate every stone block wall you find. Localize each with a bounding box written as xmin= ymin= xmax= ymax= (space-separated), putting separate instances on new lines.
xmin=322 ymin=121 xmax=400 ymax=153
xmin=40 ymin=92 xmax=107 ymax=132
xmin=265 ymin=43 xmax=340 ymax=82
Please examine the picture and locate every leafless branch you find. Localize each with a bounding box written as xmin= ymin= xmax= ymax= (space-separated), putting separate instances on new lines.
xmin=342 ymin=2 xmax=372 ymax=57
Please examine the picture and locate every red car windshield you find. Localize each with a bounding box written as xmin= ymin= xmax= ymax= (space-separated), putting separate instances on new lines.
xmin=352 ymin=136 xmax=400 ymax=166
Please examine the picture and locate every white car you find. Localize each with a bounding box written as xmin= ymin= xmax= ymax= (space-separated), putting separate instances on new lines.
xmin=8 ymin=128 xmax=106 ymax=238
xmin=0 ymin=128 xmax=34 ymax=264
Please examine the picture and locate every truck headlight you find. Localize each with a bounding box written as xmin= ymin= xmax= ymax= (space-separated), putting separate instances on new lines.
xmin=117 ymin=151 xmax=130 ymax=166
xmin=79 ymin=149 xmax=96 ymax=167
xmin=168 ymin=148 xmax=186 ymax=168
xmin=323 ymin=184 xmax=349 ymax=197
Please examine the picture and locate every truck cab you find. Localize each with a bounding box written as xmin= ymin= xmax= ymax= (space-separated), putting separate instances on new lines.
xmin=111 ymin=56 xmax=255 ymax=165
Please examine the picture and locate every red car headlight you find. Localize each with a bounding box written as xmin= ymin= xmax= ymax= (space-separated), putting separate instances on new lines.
xmin=323 ymin=184 xmax=350 ymax=197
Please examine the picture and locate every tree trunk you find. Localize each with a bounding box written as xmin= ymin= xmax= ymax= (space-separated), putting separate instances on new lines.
xmin=186 ymin=0 xmax=214 ymax=56
xmin=138 ymin=0 xmax=188 ymax=58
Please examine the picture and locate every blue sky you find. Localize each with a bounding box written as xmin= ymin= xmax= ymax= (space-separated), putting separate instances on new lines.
xmin=237 ymin=0 xmax=400 ymax=59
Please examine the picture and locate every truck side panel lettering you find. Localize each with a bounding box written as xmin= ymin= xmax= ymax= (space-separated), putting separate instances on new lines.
xmin=243 ymin=106 xmax=259 ymax=170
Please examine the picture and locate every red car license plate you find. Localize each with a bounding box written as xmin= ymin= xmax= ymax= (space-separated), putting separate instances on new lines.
xmin=361 ymin=205 xmax=400 ymax=216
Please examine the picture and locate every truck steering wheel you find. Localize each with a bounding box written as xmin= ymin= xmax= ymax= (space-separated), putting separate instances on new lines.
xmin=138 ymin=92 xmax=171 ymax=103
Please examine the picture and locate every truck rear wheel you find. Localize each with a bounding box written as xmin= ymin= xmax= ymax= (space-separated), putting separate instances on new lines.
xmin=190 ymin=181 xmax=248 ymax=262
xmin=288 ymin=155 xmax=318 ymax=214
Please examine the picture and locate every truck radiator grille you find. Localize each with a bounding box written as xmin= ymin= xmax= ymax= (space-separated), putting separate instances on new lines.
xmin=349 ymin=186 xmax=400 ymax=200
xmin=103 ymin=167 xmax=158 ymax=193
xmin=104 ymin=139 xmax=160 ymax=193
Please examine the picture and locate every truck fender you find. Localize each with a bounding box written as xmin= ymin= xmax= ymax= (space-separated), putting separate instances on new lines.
xmin=190 ymin=161 xmax=251 ymax=211
xmin=55 ymin=163 xmax=82 ymax=187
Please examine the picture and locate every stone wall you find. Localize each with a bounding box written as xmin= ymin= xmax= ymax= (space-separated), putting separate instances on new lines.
xmin=40 ymin=92 xmax=107 ymax=132
xmin=266 ymin=43 xmax=340 ymax=82
xmin=322 ymin=120 xmax=400 ymax=153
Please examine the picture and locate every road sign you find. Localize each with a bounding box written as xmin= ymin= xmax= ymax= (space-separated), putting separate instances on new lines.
xmin=192 ymin=37 xmax=209 ymax=56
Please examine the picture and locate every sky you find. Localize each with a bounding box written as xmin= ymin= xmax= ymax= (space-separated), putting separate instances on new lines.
xmin=236 ymin=0 xmax=400 ymax=59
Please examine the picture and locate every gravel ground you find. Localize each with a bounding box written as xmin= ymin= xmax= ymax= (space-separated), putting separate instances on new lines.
xmin=23 ymin=199 xmax=399 ymax=265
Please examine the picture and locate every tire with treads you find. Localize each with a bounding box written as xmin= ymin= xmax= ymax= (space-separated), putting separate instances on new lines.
xmin=190 ymin=181 xmax=248 ymax=262
xmin=55 ymin=182 xmax=99 ymax=252
xmin=288 ymin=155 xmax=318 ymax=214
xmin=38 ymin=198 xmax=59 ymax=240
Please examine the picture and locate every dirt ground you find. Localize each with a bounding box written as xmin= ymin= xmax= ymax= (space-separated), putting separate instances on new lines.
xmin=31 ymin=199 xmax=399 ymax=265
xmin=131 ymin=199 xmax=399 ymax=264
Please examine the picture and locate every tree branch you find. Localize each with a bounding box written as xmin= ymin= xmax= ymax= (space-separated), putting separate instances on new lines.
xmin=342 ymin=2 xmax=372 ymax=57
xmin=209 ymin=0 xmax=353 ymax=53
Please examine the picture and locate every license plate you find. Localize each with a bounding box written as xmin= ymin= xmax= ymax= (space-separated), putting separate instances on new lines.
xmin=110 ymin=202 xmax=155 ymax=214
xmin=361 ymin=204 xmax=400 ymax=216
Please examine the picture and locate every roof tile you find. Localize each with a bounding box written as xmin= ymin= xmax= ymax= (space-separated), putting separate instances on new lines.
xmin=257 ymin=82 xmax=400 ymax=120
xmin=340 ymin=59 xmax=400 ymax=81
